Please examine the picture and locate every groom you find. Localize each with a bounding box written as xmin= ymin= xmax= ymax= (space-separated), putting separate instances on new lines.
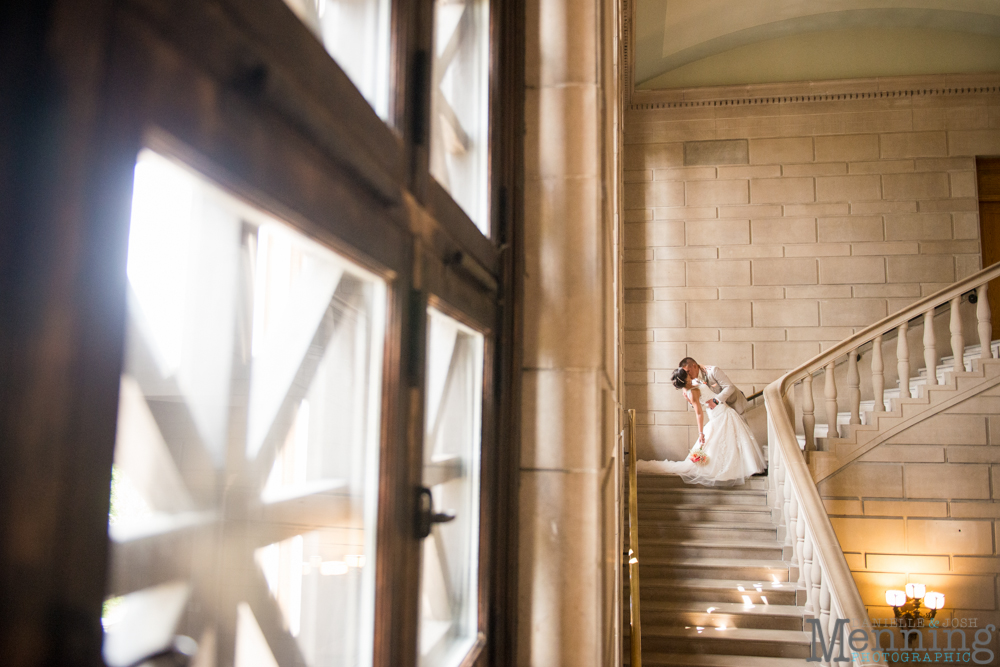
xmin=679 ymin=357 xmax=748 ymax=418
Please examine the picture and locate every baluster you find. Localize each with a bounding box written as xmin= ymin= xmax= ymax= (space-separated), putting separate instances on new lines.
xmin=978 ymin=283 xmax=993 ymax=359
xmin=847 ymin=350 xmax=860 ymax=425
xmin=785 ymin=488 xmax=797 ymax=553
xmin=825 ymin=362 xmax=838 ymax=439
xmin=897 ymin=321 xmax=910 ymax=399
xmin=801 ymin=528 xmax=815 ymax=617
xmin=802 ymin=375 xmax=816 ymax=451
xmin=923 ymin=309 xmax=938 ymax=386
xmin=871 ymin=334 xmax=885 ymax=412
xmin=951 ymin=296 xmax=965 ymax=373
xmin=820 ymin=578 xmax=833 ymax=667
xmin=774 ymin=451 xmax=785 ymax=515
xmin=795 ymin=495 xmax=806 ymax=589
xmin=810 ymin=546 xmax=823 ymax=623
xmin=819 ymin=569 xmax=831 ymax=639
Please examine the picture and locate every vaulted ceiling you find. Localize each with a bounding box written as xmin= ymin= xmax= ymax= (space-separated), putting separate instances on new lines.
xmin=634 ymin=0 xmax=1000 ymax=90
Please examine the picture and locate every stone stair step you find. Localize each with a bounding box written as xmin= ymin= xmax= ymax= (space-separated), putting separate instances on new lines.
xmin=641 ymin=539 xmax=784 ymax=560
xmin=639 ymin=474 xmax=768 ymax=491
xmin=640 ymin=557 xmax=789 ymax=582
xmin=640 ymin=578 xmax=801 ymax=605
xmin=639 ymin=504 xmax=774 ymax=524
xmin=638 ymin=488 xmax=769 ymax=507
xmin=638 ymin=625 xmax=812 ymax=659
xmin=641 ymin=600 xmax=805 ymax=631
xmin=640 ymin=521 xmax=777 ymax=542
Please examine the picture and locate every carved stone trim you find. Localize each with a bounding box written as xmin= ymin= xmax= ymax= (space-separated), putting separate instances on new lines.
xmin=629 ymin=84 xmax=1000 ymax=111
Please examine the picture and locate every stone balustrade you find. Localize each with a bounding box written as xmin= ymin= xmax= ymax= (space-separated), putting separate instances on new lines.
xmin=764 ymin=261 xmax=1000 ymax=667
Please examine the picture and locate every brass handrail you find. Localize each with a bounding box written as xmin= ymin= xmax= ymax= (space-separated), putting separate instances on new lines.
xmin=627 ymin=409 xmax=642 ymax=667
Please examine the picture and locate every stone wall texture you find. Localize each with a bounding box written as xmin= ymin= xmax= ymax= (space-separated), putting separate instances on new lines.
xmin=819 ymin=387 xmax=1000 ymax=650
xmin=623 ymin=82 xmax=1000 ymax=461
xmin=519 ymin=0 xmax=622 ymax=664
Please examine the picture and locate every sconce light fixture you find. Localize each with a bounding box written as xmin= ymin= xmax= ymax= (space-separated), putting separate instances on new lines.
xmin=885 ymin=584 xmax=945 ymax=645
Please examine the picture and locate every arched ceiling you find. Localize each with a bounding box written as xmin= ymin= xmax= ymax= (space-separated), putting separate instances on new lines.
xmin=634 ymin=0 xmax=1000 ymax=90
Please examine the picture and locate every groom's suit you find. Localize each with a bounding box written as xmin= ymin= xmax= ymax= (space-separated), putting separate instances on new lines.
xmin=699 ymin=365 xmax=747 ymax=416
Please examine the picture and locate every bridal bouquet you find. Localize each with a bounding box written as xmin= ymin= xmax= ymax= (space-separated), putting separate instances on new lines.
xmin=689 ymin=448 xmax=708 ymax=465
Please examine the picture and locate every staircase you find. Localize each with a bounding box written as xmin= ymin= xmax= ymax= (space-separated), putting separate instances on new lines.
xmin=802 ymin=341 xmax=1000 ymax=443
xmin=632 ymin=474 xmax=815 ymax=666
xmin=808 ymin=354 xmax=1000 ymax=480
xmin=623 ymin=264 xmax=1000 ymax=667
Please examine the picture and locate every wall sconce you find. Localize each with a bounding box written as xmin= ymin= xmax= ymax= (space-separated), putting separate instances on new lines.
xmin=885 ymin=585 xmax=945 ymax=645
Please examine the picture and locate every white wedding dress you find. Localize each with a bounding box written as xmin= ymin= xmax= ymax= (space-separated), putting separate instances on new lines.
xmin=636 ymin=382 xmax=766 ymax=487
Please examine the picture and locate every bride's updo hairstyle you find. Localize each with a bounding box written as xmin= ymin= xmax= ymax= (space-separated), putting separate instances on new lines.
xmin=671 ymin=367 xmax=688 ymax=389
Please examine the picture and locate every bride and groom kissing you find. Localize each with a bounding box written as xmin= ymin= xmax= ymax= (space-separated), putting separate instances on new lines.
xmin=636 ymin=357 xmax=767 ymax=487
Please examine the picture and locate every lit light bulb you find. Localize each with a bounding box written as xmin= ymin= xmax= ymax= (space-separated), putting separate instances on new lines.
xmin=924 ymin=592 xmax=945 ymax=610
xmin=906 ymin=583 xmax=926 ymax=600
xmin=885 ymin=590 xmax=906 ymax=607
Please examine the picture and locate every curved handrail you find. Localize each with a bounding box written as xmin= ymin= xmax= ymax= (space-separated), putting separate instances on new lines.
xmin=765 ymin=386 xmax=881 ymax=665
xmin=627 ymin=409 xmax=642 ymax=667
xmin=762 ymin=261 xmax=1000 ymax=667
xmin=779 ymin=262 xmax=1000 ymax=386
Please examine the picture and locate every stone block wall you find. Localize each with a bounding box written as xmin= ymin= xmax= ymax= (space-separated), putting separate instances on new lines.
xmin=819 ymin=387 xmax=1000 ymax=653
xmin=623 ymin=79 xmax=1000 ymax=460
xmin=519 ymin=0 xmax=622 ymax=664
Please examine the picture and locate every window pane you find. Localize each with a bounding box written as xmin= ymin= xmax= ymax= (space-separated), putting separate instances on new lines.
xmin=429 ymin=0 xmax=490 ymax=234
xmin=104 ymin=149 xmax=385 ymax=667
xmin=284 ymin=0 xmax=392 ymax=119
xmin=418 ymin=308 xmax=484 ymax=667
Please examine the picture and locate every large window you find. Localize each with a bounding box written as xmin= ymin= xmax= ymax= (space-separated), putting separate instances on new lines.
xmin=1 ymin=1 xmax=521 ymax=665
xmin=103 ymin=149 xmax=386 ymax=667
xmin=429 ymin=0 xmax=491 ymax=233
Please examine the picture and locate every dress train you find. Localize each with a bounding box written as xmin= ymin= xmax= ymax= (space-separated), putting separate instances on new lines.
xmin=636 ymin=391 xmax=765 ymax=487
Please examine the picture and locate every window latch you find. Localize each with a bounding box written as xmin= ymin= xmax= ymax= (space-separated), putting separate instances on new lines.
xmin=415 ymin=486 xmax=456 ymax=539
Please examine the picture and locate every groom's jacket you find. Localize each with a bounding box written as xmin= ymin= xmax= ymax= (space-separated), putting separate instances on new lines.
xmin=700 ymin=365 xmax=748 ymax=415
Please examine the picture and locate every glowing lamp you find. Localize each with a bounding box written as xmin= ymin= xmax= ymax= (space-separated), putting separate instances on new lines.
xmin=885 ymin=590 xmax=907 ymax=607
xmin=887 ymin=583 xmax=944 ymax=647
xmin=924 ymin=592 xmax=945 ymax=610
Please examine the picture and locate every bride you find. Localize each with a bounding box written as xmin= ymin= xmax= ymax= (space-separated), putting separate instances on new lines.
xmin=636 ymin=366 xmax=766 ymax=486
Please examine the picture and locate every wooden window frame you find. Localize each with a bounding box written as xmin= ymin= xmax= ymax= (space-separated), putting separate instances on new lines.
xmin=0 ymin=0 xmax=524 ymax=665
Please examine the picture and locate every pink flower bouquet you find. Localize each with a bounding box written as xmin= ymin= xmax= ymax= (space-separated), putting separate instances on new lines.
xmin=689 ymin=448 xmax=708 ymax=465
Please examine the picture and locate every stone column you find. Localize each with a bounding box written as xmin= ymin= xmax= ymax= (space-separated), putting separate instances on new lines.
xmin=518 ymin=0 xmax=621 ymax=664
